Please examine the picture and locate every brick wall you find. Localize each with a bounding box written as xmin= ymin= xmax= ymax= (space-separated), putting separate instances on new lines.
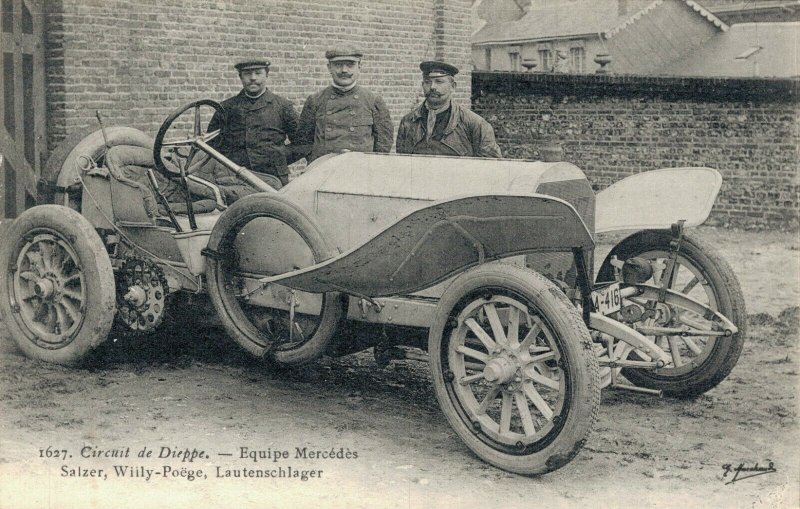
xmin=473 ymin=72 xmax=799 ymax=229
xmin=45 ymin=0 xmax=472 ymax=150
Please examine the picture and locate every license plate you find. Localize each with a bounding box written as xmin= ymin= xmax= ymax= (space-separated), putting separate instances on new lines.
xmin=592 ymin=282 xmax=622 ymax=316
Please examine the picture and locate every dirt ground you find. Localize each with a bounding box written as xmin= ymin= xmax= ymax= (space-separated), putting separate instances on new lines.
xmin=0 ymin=225 xmax=798 ymax=509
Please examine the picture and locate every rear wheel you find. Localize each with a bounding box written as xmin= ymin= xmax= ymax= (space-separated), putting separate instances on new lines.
xmin=597 ymin=230 xmax=746 ymax=397
xmin=429 ymin=264 xmax=599 ymax=475
xmin=0 ymin=205 xmax=116 ymax=365
xmin=205 ymin=193 xmax=343 ymax=365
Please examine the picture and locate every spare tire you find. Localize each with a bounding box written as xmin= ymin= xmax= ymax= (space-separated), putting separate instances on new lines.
xmin=41 ymin=126 xmax=154 ymax=207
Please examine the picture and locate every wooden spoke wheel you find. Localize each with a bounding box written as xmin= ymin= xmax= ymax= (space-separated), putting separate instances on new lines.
xmin=429 ymin=264 xmax=600 ymax=475
xmin=0 ymin=205 xmax=115 ymax=365
xmin=597 ymin=230 xmax=747 ymax=398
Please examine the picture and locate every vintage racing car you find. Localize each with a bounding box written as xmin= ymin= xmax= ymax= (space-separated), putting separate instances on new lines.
xmin=0 ymin=100 xmax=746 ymax=475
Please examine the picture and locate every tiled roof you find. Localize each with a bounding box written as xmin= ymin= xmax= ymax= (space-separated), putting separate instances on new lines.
xmin=473 ymin=0 xmax=728 ymax=45
xmin=473 ymin=0 xmax=632 ymax=44
xmin=606 ymin=0 xmax=727 ymax=37
xmin=657 ymin=22 xmax=799 ymax=77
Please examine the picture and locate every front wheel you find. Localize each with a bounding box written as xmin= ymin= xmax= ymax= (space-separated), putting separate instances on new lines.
xmin=0 ymin=205 xmax=116 ymax=365
xmin=597 ymin=230 xmax=747 ymax=398
xmin=205 ymin=193 xmax=343 ymax=365
xmin=429 ymin=264 xmax=600 ymax=475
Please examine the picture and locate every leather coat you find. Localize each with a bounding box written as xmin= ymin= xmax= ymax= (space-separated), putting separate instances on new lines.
xmin=396 ymin=101 xmax=502 ymax=158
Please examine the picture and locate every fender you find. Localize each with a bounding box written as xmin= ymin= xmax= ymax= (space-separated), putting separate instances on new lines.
xmin=256 ymin=193 xmax=594 ymax=298
xmin=595 ymin=167 xmax=722 ymax=234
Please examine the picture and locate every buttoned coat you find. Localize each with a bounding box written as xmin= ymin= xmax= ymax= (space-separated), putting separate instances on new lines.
xmin=295 ymin=85 xmax=393 ymax=162
xmin=395 ymin=101 xmax=502 ymax=158
xmin=208 ymin=89 xmax=298 ymax=179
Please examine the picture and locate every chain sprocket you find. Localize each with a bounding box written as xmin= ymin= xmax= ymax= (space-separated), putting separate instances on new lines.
xmin=115 ymin=257 xmax=169 ymax=332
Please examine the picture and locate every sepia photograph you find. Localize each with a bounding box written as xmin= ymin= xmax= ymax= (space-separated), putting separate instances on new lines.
xmin=0 ymin=0 xmax=798 ymax=507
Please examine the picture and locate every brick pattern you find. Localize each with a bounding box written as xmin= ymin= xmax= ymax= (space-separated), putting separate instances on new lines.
xmin=473 ymin=72 xmax=799 ymax=229
xmin=45 ymin=0 xmax=472 ymax=152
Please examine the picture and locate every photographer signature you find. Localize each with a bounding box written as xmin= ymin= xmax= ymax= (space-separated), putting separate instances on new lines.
xmin=721 ymin=462 xmax=776 ymax=485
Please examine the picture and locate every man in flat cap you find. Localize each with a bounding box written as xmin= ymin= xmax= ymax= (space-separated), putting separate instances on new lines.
xmin=396 ymin=61 xmax=501 ymax=158
xmin=206 ymin=58 xmax=298 ymax=193
xmin=295 ymin=47 xmax=393 ymax=163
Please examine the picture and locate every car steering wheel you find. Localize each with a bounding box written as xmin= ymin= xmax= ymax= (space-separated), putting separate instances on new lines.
xmin=153 ymin=99 xmax=277 ymax=195
xmin=153 ymin=99 xmax=224 ymax=178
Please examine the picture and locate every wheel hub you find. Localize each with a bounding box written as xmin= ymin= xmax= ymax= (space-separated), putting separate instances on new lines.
xmin=483 ymin=356 xmax=517 ymax=384
xmin=33 ymin=278 xmax=56 ymax=299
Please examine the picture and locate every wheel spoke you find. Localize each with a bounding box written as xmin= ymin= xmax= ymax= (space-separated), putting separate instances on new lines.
xmin=26 ymin=250 xmax=44 ymax=274
xmin=459 ymin=372 xmax=485 ymax=385
xmin=39 ymin=242 xmax=54 ymax=272
xmin=499 ymin=392 xmax=513 ymax=434
xmin=514 ymin=391 xmax=536 ymax=435
xmin=43 ymin=304 xmax=57 ymax=331
xmin=525 ymin=369 xmax=560 ymax=390
xmin=519 ymin=316 xmax=542 ymax=351
xmin=60 ymin=298 xmax=82 ymax=323
xmin=193 ymin=105 xmax=202 ymax=136
xmin=530 ymin=351 xmax=556 ymax=363
xmin=484 ymin=303 xmax=507 ymax=346
xmin=53 ymin=248 xmax=70 ymax=276
xmin=522 ymin=381 xmax=554 ymax=420
xmin=32 ymin=301 xmax=48 ymax=324
xmin=683 ymin=337 xmax=703 ymax=355
xmin=464 ymin=318 xmax=496 ymax=352
xmin=184 ymin=146 xmax=199 ymax=171
xmin=506 ymin=307 xmax=520 ymax=348
xmin=54 ymin=303 xmax=70 ymax=333
xmin=476 ymin=385 xmax=502 ymax=415
xmin=202 ymin=128 xmax=221 ymax=143
xmin=668 ymin=336 xmax=684 ymax=367
xmin=455 ymin=345 xmax=489 ymax=363
xmin=62 ymin=273 xmax=81 ymax=286
xmin=19 ymin=271 xmax=38 ymax=282
xmin=160 ymin=138 xmax=195 ymax=148
xmin=680 ymin=276 xmax=700 ymax=294
xmin=61 ymin=288 xmax=84 ymax=305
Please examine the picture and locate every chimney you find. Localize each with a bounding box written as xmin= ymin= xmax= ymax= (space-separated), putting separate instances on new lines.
xmin=618 ymin=0 xmax=628 ymax=16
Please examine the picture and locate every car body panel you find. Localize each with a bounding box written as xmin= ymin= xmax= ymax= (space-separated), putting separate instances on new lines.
xmin=256 ymin=193 xmax=592 ymax=297
xmin=595 ymin=167 xmax=722 ymax=233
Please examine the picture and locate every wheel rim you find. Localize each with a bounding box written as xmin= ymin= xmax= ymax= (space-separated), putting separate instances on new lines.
xmin=624 ymin=250 xmax=720 ymax=377
xmin=445 ymin=292 xmax=568 ymax=451
xmin=11 ymin=229 xmax=86 ymax=348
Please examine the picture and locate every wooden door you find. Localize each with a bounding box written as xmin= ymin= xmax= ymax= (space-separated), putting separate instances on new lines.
xmin=0 ymin=0 xmax=45 ymax=218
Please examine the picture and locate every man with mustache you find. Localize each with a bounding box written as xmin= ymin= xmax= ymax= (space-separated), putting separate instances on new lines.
xmin=206 ymin=58 xmax=299 ymax=192
xmin=295 ymin=47 xmax=393 ymax=163
xmin=396 ymin=61 xmax=501 ymax=157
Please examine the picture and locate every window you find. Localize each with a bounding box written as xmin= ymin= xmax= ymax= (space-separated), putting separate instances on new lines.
xmin=570 ymin=47 xmax=585 ymax=73
xmin=538 ymin=49 xmax=552 ymax=71
xmin=485 ymin=48 xmax=492 ymax=70
xmin=509 ymin=51 xmax=520 ymax=71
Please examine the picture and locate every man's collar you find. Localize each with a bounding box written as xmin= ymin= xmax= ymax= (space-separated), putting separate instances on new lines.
xmin=413 ymin=99 xmax=454 ymax=120
xmin=331 ymin=82 xmax=358 ymax=93
xmin=424 ymin=99 xmax=451 ymax=114
xmin=243 ymin=88 xmax=267 ymax=100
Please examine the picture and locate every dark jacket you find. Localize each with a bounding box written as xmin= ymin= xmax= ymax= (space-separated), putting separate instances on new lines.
xmin=208 ymin=89 xmax=298 ymax=178
xmin=295 ymin=84 xmax=393 ymax=162
xmin=395 ymin=101 xmax=502 ymax=158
